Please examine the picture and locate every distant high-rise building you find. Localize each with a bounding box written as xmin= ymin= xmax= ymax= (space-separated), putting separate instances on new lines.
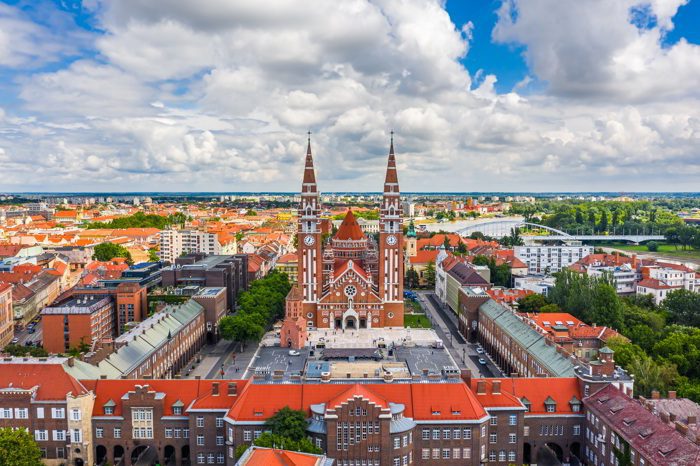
xmin=159 ymin=230 xmax=221 ymax=263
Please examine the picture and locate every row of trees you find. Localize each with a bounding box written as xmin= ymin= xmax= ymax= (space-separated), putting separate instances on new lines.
xmin=519 ymin=272 xmax=700 ymax=400
xmin=86 ymin=211 xmax=188 ymax=229
xmin=219 ymin=271 xmax=291 ymax=347
xmin=92 ymin=242 xmax=133 ymax=264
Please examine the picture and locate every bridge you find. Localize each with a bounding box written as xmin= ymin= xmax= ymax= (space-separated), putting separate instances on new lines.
xmin=454 ymin=219 xmax=664 ymax=243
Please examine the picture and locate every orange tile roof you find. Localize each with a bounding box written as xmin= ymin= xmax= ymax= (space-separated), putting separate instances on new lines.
xmin=241 ymin=447 xmax=323 ymax=466
xmin=472 ymin=378 xmax=582 ymax=415
xmin=0 ymin=363 xmax=88 ymax=400
xmin=82 ymin=379 xmax=249 ymax=416
xmin=334 ymin=209 xmax=365 ymax=241
xmin=408 ymin=249 xmax=440 ymax=265
xmin=638 ymin=277 xmax=675 ymax=289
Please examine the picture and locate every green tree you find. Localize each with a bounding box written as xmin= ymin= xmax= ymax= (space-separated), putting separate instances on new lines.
xmin=423 ymin=261 xmax=436 ymax=288
xmin=540 ymin=303 xmax=561 ymax=313
xmin=264 ymin=407 xmax=309 ymax=441
xmin=663 ymin=289 xmax=700 ymax=328
xmin=219 ymin=314 xmax=264 ymax=348
xmin=0 ymin=427 xmax=43 ymax=466
xmin=148 ymin=248 xmax=160 ymax=261
xmin=405 ymin=267 xmax=419 ymax=289
xmin=93 ymin=242 xmax=133 ymax=264
xmin=516 ymin=294 xmax=549 ymax=313
xmin=646 ymin=241 xmax=658 ymax=252
xmin=253 ymin=433 xmax=322 ymax=455
xmin=246 ymin=210 xmax=257 ymax=216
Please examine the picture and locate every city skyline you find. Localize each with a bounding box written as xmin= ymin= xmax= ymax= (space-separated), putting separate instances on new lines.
xmin=1 ymin=1 xmax=699 ymax=192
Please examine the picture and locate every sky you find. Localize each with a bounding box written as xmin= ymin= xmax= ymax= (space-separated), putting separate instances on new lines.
xmin=0 ymin=0 xmax=699 ymax=193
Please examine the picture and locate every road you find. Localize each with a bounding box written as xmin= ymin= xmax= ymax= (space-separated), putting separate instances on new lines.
xmin=12 ymin=320 xmax=43 ymax=347
xmin=416 ymin=291 xmax=504 ymax=378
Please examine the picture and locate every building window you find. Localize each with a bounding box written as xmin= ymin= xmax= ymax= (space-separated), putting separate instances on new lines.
xmin=173 ymin=406 xmax=182 ymax=415
xmin=183 ymin=429 xmax=190 ymax=439
xmin=574 ymin=425 xmax=581 ymax=436
xmin=104 ymin=407 xmax=114 ymax=415
xmin=15 ymin=408 xmax=28 ymax=419
xmin=432 ymin=429 xmax=440 ymax=440
xmin=197 ymin=416 xmax=205 ymax=428
xmin=490 ymin=416 xmax=498 ymax=426
xmin=51 ymin=407 xmax=65 ymax=419
xmin=489 ymin=433 xmax=497 ymax=444
xmin=34 ymin=430 xmax=48 ymax=442
xmin=114 ymin=427 xmax=121 ymax=438
xmin=217 ymin=453 xmax=225 ymax=464
xmin=56 ymin=447 xmax=65 ymax=459
xmin=243 ymin=430 xmax=252 ymax=441
xmin=96 ymin=427 xmax=104 ymax=439
xmin=453 ymin=448 xmax=461 ymax=459
xmin=509 ymin=433 xmax=517 ymax=443
xmin=463 ymin=428 xmax=472 ymax=440
xmin=197 ymin=435 xmax=205 ymax=446
xmin=36 ymin=407 xmax=44 ymax=419
xmin=197 ymin=453 xmax=205 ymax=464
xmin=216 ymin=436 xmax=224 ymax=446
xmin=489 ymin=451 xmax=496 ymax=462
xmin=207 ymin=453 xmax=215 ymax=464
xmin=0 ymin=408 xmax=12 ymax=418
xmin=443 ymin=429 xmax=451 ymax=440
xmin=463 ymin=448 xmax=471 ymax=459
xmin=70 ymin=408 xmax=81 ymax=421
xmin=508 ymin=414 xmax=517 ymax=426
xmin=453 ymin=428 xmax=461 ymax=439
xmin=546 ymin=404 xmax=556 ymax=413
xmin=315 ymin=438 xmax=322 ymax=449
xmin=432 ymin=448 xmax=439 ymax=459
xmin=254 ymin=430 xmax=262 ymax=439
xmin=53 ymin=430 xmax=66 ymax=441
xmin=422 ymin=429 xmax=430 ymax=440
xmin=508 ymin=451 xmax=516 ymax=462
xmin=165 ymin=428 xmax=173 ymax=438
xmin=72 ymin=429 xmax=81 ymax=443
xmin=499 ymin=450 xmax=506 ymax=462
xmin=422 ymin=449 xmax=429 ymax=460
xmin=216 ymin=417 xmax=224 ymax=428
xmin=393 ymin=437 xmax=400 ymax=449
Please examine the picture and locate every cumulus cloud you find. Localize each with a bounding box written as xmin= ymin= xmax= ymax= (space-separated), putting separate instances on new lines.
xmin=0 ymin=0 xmax=698 ymax=191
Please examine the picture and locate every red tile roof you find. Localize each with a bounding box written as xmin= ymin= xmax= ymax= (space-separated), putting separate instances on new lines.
xmin=241 ymin=447 xmax=323 ymax=466
xmin=586 ymin=385 xmax=700 ymax=466
xmin=0 ymin=363 xmax=88 ymax=400
xmin=334 ymin=209 xmax=365 ymax=241
xmin=638 ymin=277 xmax=675 ymax=289
xmin=472 ymin=378 xmax=583 ymax=415
xmin=408 ymin=249 xmax=440 ymax=265
xmin=82 ymin=379 xmax=249 ymax=416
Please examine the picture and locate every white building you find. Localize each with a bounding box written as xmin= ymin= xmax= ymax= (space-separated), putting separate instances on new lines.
xmin=587 ymin=264 xmax=637 ymax=294
xmin=636 ymin=264 xmax=699 ymax=304
xmin=514 ymin=244 xmax=594 ymax=275
xmin=159 ymin=229 xmax=222 ymax=263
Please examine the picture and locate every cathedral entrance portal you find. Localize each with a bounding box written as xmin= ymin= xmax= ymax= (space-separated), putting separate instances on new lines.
xmin=335 ymin=318 xmax=342 ymax=329
xmin=345 ymin=317 xmax=356 ymax=329
xmin=359 ymin=318 xmax=366 ymax=328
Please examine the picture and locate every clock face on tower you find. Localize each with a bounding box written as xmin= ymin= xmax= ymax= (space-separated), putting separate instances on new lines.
xmin=386 ymin=234 xmax=397 ymax=246
xmin=304 ymin=235 xmax=315 ymax=246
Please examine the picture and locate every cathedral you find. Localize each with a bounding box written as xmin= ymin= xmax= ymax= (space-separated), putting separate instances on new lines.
xmin=281 ymin=136 xmax=404 ymax=348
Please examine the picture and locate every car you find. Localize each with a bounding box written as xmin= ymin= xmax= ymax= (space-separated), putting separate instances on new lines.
xmin=476 ymin=347 xmax=484 ymax=354
xmin=10 ymin=337 xmax=19 ymax=344
xmin=28 ymin=328 xmax=36 ymax=334
xmin=478 ymin=358 xmax=487 ymax=365
xmin=288 ymin=350 xmax=300 ymax=356
xmin=27 ymin=323 xmax=35 ymax=330
xmin=25 ymin=341 xmax=33 ymax=347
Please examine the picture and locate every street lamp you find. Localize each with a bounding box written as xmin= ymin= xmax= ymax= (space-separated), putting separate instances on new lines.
xmin=220 ymin=363 xmax=225 ymax=379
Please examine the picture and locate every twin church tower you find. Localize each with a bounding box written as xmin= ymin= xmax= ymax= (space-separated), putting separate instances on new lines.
xmin=281 ymin=136 xmax=404 ymax=348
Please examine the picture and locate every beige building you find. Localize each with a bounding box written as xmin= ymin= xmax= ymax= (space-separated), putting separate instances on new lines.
xmin=159 ymin=229 xmax=222 ymax=263
xmin=0 ymin=283 xmax=13 ymax=347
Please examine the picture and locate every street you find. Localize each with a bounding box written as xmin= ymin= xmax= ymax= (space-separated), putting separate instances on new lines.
xmin=12 ymin=319 xmax=43 ymax=347
xmin=415 ymin=290 xmax=504 ymax=378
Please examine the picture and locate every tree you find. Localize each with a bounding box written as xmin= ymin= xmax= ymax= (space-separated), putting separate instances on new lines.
xmin=646 ymin=241 xmax=658 ymax=252
xmin=663 ymin=289 xmax=700 ymax=328
xmin=0 ymin=427 xmax=43 ymax=466
xmin=517 ymin=294 xmax=549 ymax=313
xmin=540 ymin=303 xmax=561 ymax=313
xmin=253 ymin=433 xmax=322 ymax=455
xmin=148 ymin=248 xmax=160 ymax=261
xmin=219 ymin=314 xmax=264 ymax=348
xmin=93 ymin=242 xmax=133 ymax=264
xmin=264 ymin=407 xmax=309 ymax=441
xmin=245 ymin=209 xmax=257 ymax=216
xmin=405 ymin=267 xmax=419 ymax=289
xmin=423 ymin=261 xmax=436 ymax=288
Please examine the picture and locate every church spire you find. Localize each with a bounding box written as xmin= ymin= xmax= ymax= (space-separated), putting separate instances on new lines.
xmin=384 ymin=131 xmax=399 ymax=189
xmin=302 ymin=131 xmax=317 ymax=192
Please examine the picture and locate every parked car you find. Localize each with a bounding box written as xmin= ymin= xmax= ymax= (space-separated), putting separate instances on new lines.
xmin=11 ymin=337 xmax=19 ymax=344
xmin=28 ymin=328 xmax=36 ymax=334
xmin=288 ymin=350 xmax=300 ymax=356
xmin=478 ymin=358 xmax=487 ymax=365
xmin=476 ymin=347 xmax=484 ymax=354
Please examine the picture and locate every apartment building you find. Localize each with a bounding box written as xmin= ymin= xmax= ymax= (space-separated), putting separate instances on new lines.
xmin=160 ymin=230 xmax=222 ymax=263
xmin=0 ymin=361 xmax=95 ymax=466
xmin=637 ymin=264 xmax=699 ymax=304
xmin=585 ymin=384 xmax=700 ymax=466
xmin=0 ymin=282 xmax=13 ymax=347
xmin=514 ymin=245 xmax=594 ymax=274
xmin=161 ymin=254 xmax=249 ymax=312
xmin=42 ymin=294 xmax=115 ymax=353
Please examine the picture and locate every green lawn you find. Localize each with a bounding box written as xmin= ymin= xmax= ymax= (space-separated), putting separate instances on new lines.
xmin=404 ymin=314 xmax=432 ymax=328
xmin=597 ymin=242 xmax=700 ymax=260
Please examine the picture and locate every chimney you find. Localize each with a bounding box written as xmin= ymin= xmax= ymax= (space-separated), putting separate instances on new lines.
xmin=675 ymin=421 xmax=689 ymax=435
xmin=660 ymin=412 xmax=670 ymax=423
xmin=66 ymin=357 xmax=74 ymax=367
xmin=228 ymin=383 xmax=237 ymax=396
xmin=651 ymin=390 xmax=660 ymax=400
xmin=477 ymin=381 xmax=486 ymax=395
xmin=461 ymin=369 xmax=472 ymax=386
xmin=669 ymin=413 xmax=677 ymax=422
xmin=212 ymin=382 xmax=219 ymax=396
xmin=668 ymin=391 xmax=676 ymax=399
xmin=492 ymin=380 xmax=501 ymax=395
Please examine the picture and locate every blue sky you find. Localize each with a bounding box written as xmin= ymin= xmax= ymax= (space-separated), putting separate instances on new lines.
xmin=1 ymin=0 xmax=700 ymax=192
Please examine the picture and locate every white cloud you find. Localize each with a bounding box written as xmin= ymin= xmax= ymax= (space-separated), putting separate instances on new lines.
xmin=0 ymin=0 xmax=698 ymax=192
